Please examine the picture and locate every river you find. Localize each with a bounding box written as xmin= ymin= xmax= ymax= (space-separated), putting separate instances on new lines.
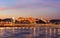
xmin=0 ymin=26 xmax=60 ymax=38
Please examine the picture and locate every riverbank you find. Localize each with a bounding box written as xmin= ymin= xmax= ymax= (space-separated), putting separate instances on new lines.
xmin=0 ymin=24 xmax=60 ymax=28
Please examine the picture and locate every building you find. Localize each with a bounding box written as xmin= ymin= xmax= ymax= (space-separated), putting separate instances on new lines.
xmin=17 ymin=17 xmax=36 ymax=24
xmin=2 ymin=18 xmax=13 ymax=24
xmin=49 ymin=19 xmax=60 ymax=24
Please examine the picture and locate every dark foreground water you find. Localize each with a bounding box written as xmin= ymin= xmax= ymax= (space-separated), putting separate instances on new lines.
xmin=0 ymin=27 xmax=60 ymax=38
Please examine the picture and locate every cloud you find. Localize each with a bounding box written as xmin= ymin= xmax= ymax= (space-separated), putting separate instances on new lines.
xmin=0 ymin=7 xmax=8 ymax=10
xmin=0 ymin=0 xmax=60 ymax=10
xmin=14 ymin=0 xmax=60 ymax=8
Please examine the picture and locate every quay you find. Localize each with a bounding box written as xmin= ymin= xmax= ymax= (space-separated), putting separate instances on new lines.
xmin=0 ymin=24 xmax=60 ymax=28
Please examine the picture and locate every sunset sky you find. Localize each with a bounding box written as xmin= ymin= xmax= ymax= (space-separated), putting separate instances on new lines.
xmin=0 ymin=0 xmax=60 ymax=19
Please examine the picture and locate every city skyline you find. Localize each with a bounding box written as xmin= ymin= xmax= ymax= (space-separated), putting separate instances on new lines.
xmin=0 ymin=0 xmax=60 ymax=19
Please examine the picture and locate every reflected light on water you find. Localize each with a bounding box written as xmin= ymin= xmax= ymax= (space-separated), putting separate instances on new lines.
xmin=0 ymin=27 xmax=60 ymax=38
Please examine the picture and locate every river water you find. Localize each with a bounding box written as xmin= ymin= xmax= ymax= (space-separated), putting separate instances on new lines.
xmin=0 ymin=27 xmax=60 ymax=38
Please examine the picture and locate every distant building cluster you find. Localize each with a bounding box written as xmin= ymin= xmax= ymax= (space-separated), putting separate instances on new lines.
xmin=0 ymin=17 xmax=60 ymax=25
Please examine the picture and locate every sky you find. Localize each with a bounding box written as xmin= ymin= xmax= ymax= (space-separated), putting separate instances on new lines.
xmin=0 ymin=0 xmax=60 ymax=19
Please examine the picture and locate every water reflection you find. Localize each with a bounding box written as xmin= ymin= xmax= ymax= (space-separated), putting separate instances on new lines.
xmin=0 ymin=27 xmax=60 ymax=38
